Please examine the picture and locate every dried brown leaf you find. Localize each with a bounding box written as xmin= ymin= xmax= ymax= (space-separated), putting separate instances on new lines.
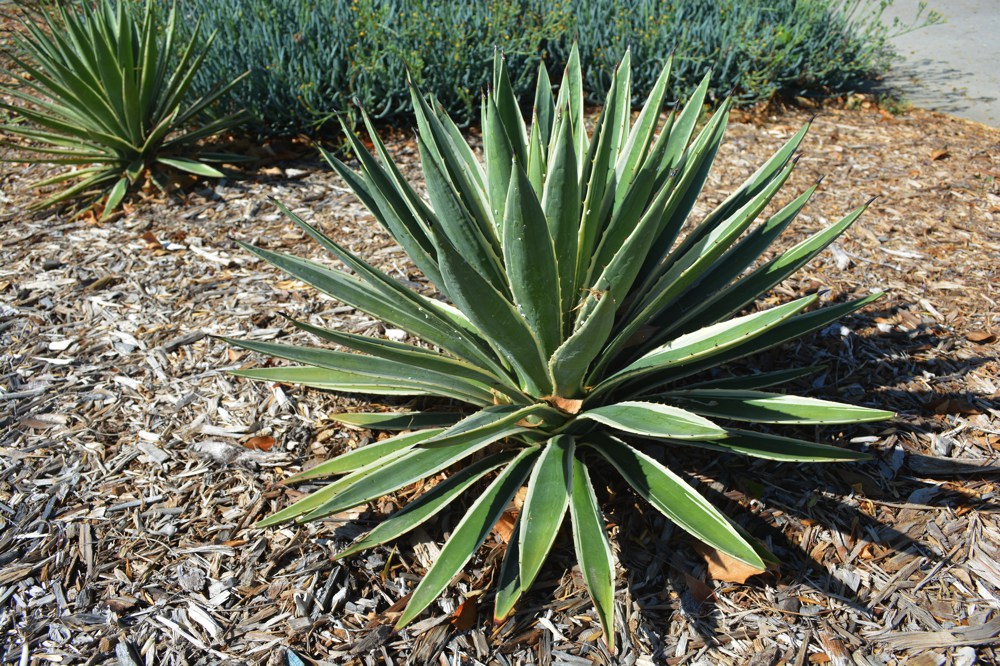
xmin=966 ymin=330 xmax=997 ymax=344
xmin=243 ymin=435 xmax=276 ymax=451
xmin=701 ymin=548 xmax=768 ymax=584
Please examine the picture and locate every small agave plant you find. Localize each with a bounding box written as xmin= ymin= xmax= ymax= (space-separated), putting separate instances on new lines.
xmin=0 ymin=0 xmax=247 ymax=219
xmin=231 ymin=48 xmax=891 ymax=647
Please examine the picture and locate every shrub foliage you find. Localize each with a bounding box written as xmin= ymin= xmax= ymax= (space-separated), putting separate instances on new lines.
xmin=176 ymin=0 xmax=923 ymax=135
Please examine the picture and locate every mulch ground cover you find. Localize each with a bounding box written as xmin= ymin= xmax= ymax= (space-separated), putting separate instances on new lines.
xmin=1 ymin=92 xmax=999 ymax=666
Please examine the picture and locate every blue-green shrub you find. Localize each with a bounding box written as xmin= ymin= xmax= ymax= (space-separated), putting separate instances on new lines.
xmin=175 ymin=0 xmax=566 ymax=135
xmin=174 ymin=0 xmax=932 ymax=136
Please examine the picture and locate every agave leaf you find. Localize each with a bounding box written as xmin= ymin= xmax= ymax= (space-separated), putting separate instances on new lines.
xmin=532 ymin=61 xmax=555 ymax=150
xmin=518 ymin=435 xmax=573 ymax=591
xmin=29 ymin=165 xmax=105 ymax=186
xmin=607 ymin=49 xmax=632 ymax=175
xmin=561 ymin=44 xmax=586 ymax=166
xmin=155 ymin=22 xmax=216 ymax=119
xmin=575 ymin=55 xmax=630 ymax=288
xmin=396 ymin=446 xmax=538 ymax=627
xmin=549 ymin=289 xmax=617 ymax=397
xmin=659 ymin=389 xmax=895 ymax=424
xmin=283 ymin=315 xmax=515 ymax=396
xmin=321 ymin=136 xmax=442 ymax=289
xmin=577 ymin=159 xmax=683 ymax=322
xmin=613 ymin=55 xmax=672 ymax=208
xmin=650 ymin=183 xmax=818 ymax=341
xmin=34 ymin=169 xmax=119 ymax=210
xmin=586 ymin=154 xmax=662 ymax=288
xmin=593 ymin=296 xmax=815 ymax=395
xmin=278 ymin=208 xmax=482 ymax=364
xmin=239 ymin=232 xmax=505 ymax=378
xmin=541 ymin=112 xmax=581 ymax=321
xmin=2 ymin=93 xmax=138 ymax=153
xmin=626 ymin=154 xmax=794 ymax=340
xmin=484 ymin=96 xmax=516 ymax=223
xmin=337 ymin=452 xmax=514 ymax=560
xmin=661 ymin=124 xmax=804 ymax=268
xmin=256 ymin=452 xmax=405 ymax=528
xmin=231 ymin=365 xmax=430 ymax=396
xmin=8 ymin=47 xmax=126 ymax=137
xmin=636 ymin=98 xmax=732 ymax=292
xmin=417 ymin=133 xmax=506 ymax=288
xmin=301 ymin=430 xmax=522 ymax=523
xmin=430 ymin=226 xmax=552 ymax=395
xmin=0 ymin=81 xmax=116 ymax=140
xmin=590 ymin=435 xmax=764 ymax=569
xmin=411 ymin=82 xmax=498 ymax=254
xmin=286 ymin=429 xmax=443 ymax=482
xmin=569 ymin=456 xmax=616 ymax=652
xmin=100 ymin=176 xmax=128 ymax=220
xmin=666 ymin=202 xmax=872 ymax=339
xmin=502 ymin=160 xmax=562 ymax=356
xmin=526 ymin=111 xmax=546 ymax=197
xmin=328 ymin=411 xmax=463 ymax=431
xmin=193 ymin=150 xmax=255 ymax=164
xmin=164 ymin=106 xmax=250 ymax=146
xmin=686 ymin=366 xmax=824 ymax=390
xmin=357 ymin=107 xmax=442 ymax=233
xmin=640 ymin=293 xmax=885 ymax=390
xmin=430 ymin=96 xmax=486 ymax=192
xmin=579 ymin=401 xmax=727 ymax=440
xmin=490 ymin=51 xmax=528 ymax=163
xmin=225 ymin=337 xmax=494 ymax=404
xmin=156 ymin=156 xmax=224 ymax=178
xmin=418 ymin=404 xmax=562 ymax=449
xmin=666 ymin=429 xmax=872 ymax=462
xmin=0 ymin=123 xmax=111 ymax=153
xmin=688 ymin=121 xmax=811 ymax=244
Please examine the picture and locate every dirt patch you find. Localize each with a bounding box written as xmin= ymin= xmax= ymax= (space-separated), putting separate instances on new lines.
xmin=1 ymin=103 xmax=998 ymax=665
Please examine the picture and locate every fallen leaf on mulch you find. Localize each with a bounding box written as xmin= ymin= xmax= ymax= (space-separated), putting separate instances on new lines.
xmin=701 ymin=548 xmax=768 ymax=583
xmin=452 ymin=592 xmax=481 ymax=630
xmin=930 ymin=148 xmax=950 ymax=161
xmin=140 ymin=231 xmax=161 ymax=248
xmin=243 ymin=435 xmax=276 ymax=451
xmin=965 ymin=330 xmax=997 ymax=344
xmin=493 ymin=487 xmax=528 ymax=543
xmin=493 ymin=512 xmax=517 ymax=543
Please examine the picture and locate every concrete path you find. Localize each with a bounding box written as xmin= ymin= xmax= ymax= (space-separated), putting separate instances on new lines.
xmin=878 ymin=0 xmax=1000 ymax=127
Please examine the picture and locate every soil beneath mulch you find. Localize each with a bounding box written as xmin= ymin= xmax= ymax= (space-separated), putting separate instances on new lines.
xmin=1 ymin=101 xmax=999 ymax=666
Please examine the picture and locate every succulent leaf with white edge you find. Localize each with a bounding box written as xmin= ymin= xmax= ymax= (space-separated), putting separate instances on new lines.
xmin=231 ymin=47 xmax=892 ymax=649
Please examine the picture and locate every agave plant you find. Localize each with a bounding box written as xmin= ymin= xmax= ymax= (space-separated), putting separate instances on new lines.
xmin=0 ymin=0 xmax=247 ymax=219
xmin=232 ymin=48 xmax=891 ymax=647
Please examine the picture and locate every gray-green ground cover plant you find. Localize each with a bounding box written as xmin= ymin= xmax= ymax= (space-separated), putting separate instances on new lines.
xmin=177 ymin=0 xmax=937 ymax=136
xmin=232 ymin=48 xmax=892 ymax=647
xmin=0 ymin=0 xmax=247 ymax=218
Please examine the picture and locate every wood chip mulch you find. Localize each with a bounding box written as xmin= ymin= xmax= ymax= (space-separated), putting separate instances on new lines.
xmin=1 ymin=102 xmax=999 ymax=666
